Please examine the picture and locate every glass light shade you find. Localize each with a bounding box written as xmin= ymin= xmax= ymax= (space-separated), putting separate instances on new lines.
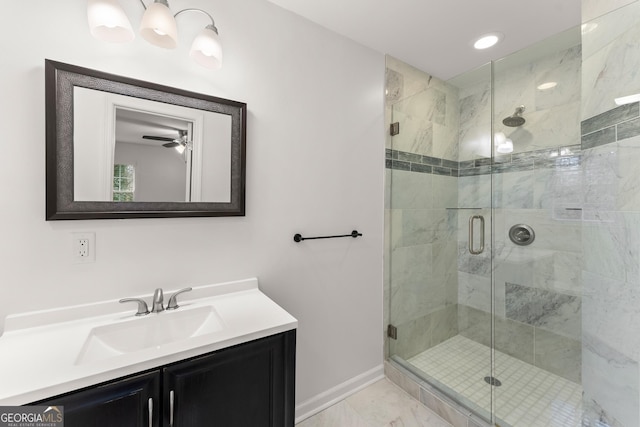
xmin=496 ymin=138 xmax=514 ymax=154
xmin=140 ymin=2 xmax=178 ymax=49
xmin=190 ymin=26 xmax=223 ymax=69
xmin=87 ymin=0 xmax=134 ymax=43
xmin=494 ymin=132 xmax=506 ymax=147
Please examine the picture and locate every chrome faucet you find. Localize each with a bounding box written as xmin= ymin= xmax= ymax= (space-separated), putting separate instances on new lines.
xmin=152 ymin=288 xmax=165 ymax=313
xmin=119 ymin=298 xmax=150 ymax=316
xmin=167 ymin=287 xmax=193 ymax=310
xmin=120 ymin=287 xmax=191 ymax=316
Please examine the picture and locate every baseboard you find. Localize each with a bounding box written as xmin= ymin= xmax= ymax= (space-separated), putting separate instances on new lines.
xmin=294 ymin=364 xmax=385 ymax=423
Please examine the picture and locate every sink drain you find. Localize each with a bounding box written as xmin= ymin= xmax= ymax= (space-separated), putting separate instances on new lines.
xmin=484 ymin=376 xmax=502 ymax=386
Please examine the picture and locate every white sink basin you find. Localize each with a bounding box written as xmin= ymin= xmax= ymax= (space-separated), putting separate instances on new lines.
xmin=0 ymin=278 xmax=298 ymax=405
xmin=75 ymin=305 xmax=224 ymax=365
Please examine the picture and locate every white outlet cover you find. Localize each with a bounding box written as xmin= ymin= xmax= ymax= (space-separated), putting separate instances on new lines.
xmin=72 ymin=232 xmax=96 ymax=264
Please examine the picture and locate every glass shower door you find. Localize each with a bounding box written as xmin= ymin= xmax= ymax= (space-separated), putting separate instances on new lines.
xmin=385 ymin=58 xmax=494 ymax=422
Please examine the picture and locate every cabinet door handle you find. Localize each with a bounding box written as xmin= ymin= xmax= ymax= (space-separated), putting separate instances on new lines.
xmin=170 ymin=390 xmax=175 ymax=427
xmin=148 ymin=398 xmax=153 ymax=427
xmin=469 ymin=215 xmax=485 ymax=255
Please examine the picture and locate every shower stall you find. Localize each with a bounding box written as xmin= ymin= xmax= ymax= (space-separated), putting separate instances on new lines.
xmin=385 ymin=3 xmax=640 ymax=426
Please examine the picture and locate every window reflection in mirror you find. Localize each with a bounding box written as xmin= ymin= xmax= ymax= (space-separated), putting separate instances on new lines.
xmin=112 ymin=164 xmax=135 ymax=201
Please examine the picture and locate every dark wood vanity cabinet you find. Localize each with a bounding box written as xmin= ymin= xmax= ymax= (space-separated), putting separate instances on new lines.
xmin=37 ymin=371 xmax=160 ymax=427
xmin=33 ymin=331 xmax=296 ymax=427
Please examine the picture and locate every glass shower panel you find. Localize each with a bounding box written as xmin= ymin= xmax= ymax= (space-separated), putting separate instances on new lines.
xmin=385 ymin=57 xmax=493 ymax=422
xmin=491 ymin=27 xmax=584 ymax=426
xmin=580 ymin=2 xmax=640 ymax=425
xmin=387 ymin=13 xmax=640 ymax=424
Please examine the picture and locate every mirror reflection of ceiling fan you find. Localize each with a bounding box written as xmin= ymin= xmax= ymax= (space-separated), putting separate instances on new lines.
xmin=142 ymin=129 xmax=192 ymax=150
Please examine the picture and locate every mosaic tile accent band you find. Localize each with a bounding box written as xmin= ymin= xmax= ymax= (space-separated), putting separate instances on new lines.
xmin=581 ymin=102 xmax=640 ymax=149
xmin=385 ymin=145 xmax=582 ymax=176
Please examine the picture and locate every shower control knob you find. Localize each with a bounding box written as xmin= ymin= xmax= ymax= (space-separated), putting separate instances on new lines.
xmin=509 ymin=224 xmax=535 ymax=246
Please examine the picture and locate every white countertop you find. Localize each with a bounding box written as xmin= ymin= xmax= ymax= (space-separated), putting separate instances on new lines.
xmin=0 ymin=278 xmax=297 ymax=405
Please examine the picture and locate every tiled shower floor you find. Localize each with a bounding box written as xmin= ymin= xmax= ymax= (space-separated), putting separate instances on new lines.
xmin=408 ymin=335 xmax=582 ymax=427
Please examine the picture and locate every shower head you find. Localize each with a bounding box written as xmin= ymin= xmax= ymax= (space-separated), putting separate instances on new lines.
xmin=503 ymin=105 xmax=526 ymax=127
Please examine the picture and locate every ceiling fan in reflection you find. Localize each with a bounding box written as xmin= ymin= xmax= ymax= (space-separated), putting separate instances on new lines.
xmin=142 ymin=129 xmax=192 ymax=152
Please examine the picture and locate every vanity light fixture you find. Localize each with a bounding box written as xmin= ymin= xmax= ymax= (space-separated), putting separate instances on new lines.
xmin=473 ymin=32 xmax=503 ymax=50
xmin=87 ymin=0 xmax=223 ymax=69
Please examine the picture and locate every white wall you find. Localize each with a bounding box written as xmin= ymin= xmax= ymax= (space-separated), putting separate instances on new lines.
xmin=114 ymin=142 xmax=187 ymax=202
xmin=0 ymin=0 xmax=385 ymax=416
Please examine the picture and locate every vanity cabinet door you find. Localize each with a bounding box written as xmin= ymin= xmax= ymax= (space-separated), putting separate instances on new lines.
xmin=163 ymin=330 xmax=296 ymax=427
xmin=36 ymin=371 xmax=160 ymax=427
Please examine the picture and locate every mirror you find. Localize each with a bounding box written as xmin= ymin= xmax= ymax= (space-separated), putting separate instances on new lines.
xmin=45 ymin=59 xmax=246 ymax=220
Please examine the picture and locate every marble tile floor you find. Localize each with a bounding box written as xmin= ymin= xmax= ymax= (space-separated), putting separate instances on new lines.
xmin=408 ymin=335 xmax=582 ymax=427
xmin=296 ymin=378 xmax=453 ymax=427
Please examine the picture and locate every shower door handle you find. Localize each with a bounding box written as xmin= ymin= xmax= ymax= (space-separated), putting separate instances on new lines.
xmin=469 ymin=215 xmax=485 ymax=255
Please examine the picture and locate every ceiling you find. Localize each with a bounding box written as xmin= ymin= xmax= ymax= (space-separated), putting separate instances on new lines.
xmin=267 ymin=0 xmax=581 ymax=81
xmin=116 ymin=109 xmax=189 ymax=147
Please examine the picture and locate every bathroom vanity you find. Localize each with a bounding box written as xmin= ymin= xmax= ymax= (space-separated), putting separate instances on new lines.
xmin=0 ymin=278 xmax=297 ymax=427
xmin=35 ymin=331 xmax=295 ymax=426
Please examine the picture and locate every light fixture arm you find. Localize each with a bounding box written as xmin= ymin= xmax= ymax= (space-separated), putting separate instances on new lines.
xmin=174 ymin=8 xmax=218 ymax=34
xmin=137 ymin=0 xmax=171 ymax=9
xmin=137 ymin=1 xmax=218 ymax=33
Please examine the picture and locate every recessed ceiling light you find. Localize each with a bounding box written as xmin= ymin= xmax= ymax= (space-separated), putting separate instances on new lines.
xmin=473 ymin=33 xmax=503 ymax=50
xmin=537 ymin=82 xmax=558 ymax=90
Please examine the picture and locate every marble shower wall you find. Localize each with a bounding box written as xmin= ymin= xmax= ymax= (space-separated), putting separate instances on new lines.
xmin=581 ymin=1 xmax=640 ymax=425
xmin=385 ymin=56 xmax=460 ymax=360
xmin=456 ymin=40 xmax=583 ymax=384
xmin=582 ymin=0 xmax=637 ymax=22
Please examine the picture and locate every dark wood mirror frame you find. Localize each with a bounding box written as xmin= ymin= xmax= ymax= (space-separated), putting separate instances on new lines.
xmin=45 ymin=59 xmax=246 ymax=220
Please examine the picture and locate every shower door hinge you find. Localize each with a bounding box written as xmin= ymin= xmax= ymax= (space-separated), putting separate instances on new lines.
xmin=387 ymin=324 xmax=398 ymax=340
xmin=390 ymin=122 xmax=400 ymax=136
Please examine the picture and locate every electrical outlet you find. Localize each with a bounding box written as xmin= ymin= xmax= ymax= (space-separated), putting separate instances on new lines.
xmin=77 ymin=238 xmax=89 ymax=258
xmin=73 ymin=232 xmax=95 ymax=263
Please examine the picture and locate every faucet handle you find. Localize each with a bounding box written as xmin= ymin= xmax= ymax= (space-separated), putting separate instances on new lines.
xmin=119 ymin=298 xmax=150 ymax=316
xmin=166 ymin=287 xmax=193 ymax=310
